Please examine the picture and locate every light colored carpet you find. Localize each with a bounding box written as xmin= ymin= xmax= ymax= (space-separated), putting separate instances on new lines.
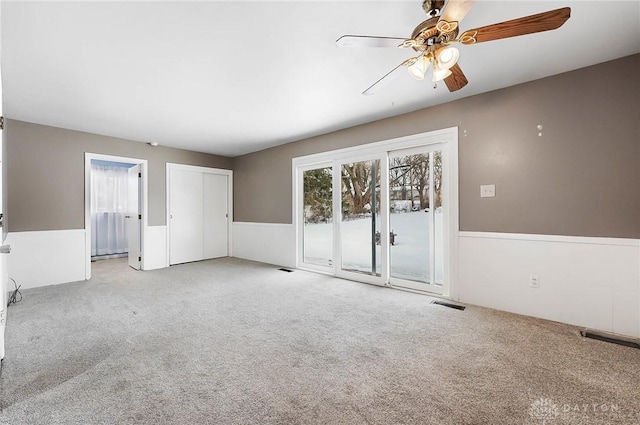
xmin=1 ymin=257 xmax=638 ymax=425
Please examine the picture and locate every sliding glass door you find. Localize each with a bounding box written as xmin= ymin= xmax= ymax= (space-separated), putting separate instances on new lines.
xmin=300 ymin=164 xmax=333 ymax=271
xmin=339 ymin=159 xmax=382 ymax=278
xmin=295 ymin=129 xmax=456 ymax=295
xmin=388 ymin=146 xmax=445 ymax=293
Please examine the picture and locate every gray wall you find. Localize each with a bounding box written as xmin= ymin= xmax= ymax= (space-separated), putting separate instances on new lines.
xmin=6 ymin=120 xmax=232 ymax=231
xmin=233 ymin=54 xmax=640 ymax=239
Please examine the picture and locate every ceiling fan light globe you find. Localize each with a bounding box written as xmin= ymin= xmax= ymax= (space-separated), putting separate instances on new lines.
xmin=407 ymin=55 xmax=429 ymax=80
xmin=408 ymin=65 xmax=425 ymax=80
xmin=436 ymin=46 xmax=459 ymax=70
xmin=433 ymin=67 xmax=452 ymax=82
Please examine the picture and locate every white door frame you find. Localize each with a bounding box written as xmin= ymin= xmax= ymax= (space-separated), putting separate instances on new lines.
xmin=165 ymin=163 xmax=233 ymax=267
xmin=84 ymin=153 xmax=148 ymax=279
xmin=293 ymin=127 xmax=459 ymax=298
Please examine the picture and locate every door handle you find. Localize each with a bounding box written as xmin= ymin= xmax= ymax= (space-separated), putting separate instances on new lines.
xmin=0 ymin=245 xmax=10 ymax=254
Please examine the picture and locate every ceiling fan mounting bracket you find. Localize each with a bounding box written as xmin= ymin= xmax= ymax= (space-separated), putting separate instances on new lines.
xmin=422 ymin=0 xmax=445 ymax=17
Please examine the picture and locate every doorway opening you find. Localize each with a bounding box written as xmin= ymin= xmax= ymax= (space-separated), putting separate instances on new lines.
xmin=84 ymin=153 xmax=148 ymax=280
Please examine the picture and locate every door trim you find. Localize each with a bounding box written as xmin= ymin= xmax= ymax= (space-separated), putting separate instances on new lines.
xmin=165 ymin=163 xmax=233 ymax=267
xmin=84 ymin=153 xmax=148 ymax=280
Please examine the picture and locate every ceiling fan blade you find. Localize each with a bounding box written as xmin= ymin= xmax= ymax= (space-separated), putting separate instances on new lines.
xmin=439 ymin=0 xmax=476 ymax=24
xmin=336 ymin=35 xmax=408 ymax=48
xmin=459 ymin=7 xmax=571 ymax=45
xmin=444 ymin=63 xmax=468 ymax=92
xmin=362 ymin=60 xmax=412 ymax=95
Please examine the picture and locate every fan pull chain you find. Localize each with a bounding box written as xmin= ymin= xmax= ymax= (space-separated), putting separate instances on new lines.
xmin=430 ymin=56 xmax=438 ymax=89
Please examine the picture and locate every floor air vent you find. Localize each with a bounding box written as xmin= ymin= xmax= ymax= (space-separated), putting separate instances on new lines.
xmin=278 ymin=268 xmax=293 ymax=273
xmin=580 ymin=330 xmax=640 ymax=349
xmin=431 ymin=300 xmax=465 ymax=311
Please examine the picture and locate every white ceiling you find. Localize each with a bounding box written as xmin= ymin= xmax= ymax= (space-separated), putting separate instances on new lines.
xmin=2 ymin=1 xmax=639 ymax=157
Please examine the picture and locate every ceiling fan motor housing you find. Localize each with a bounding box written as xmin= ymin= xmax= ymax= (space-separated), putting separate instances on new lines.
xmin=410 ymin=16 xmax=459 ymax=52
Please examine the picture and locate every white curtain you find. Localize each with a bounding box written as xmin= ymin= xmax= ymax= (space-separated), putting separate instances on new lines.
xmin=91 ymin=164 xmax=129 ymax=257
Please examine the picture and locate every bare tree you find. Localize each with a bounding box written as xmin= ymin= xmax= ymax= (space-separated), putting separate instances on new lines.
xmin=388 ymin=153 xmax=440 ymax=211
xmin=341 ymin=161 xmax=380 ymax=216
xmin=433 ymin=152 xmax=442 ymax=208
xmin=408 ymin=154 xmax=429 ymax=209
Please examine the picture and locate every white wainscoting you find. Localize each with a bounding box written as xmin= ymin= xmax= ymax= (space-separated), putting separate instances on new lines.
xmin=232 ymin=223 xmax=639 ymax=337
xmin=7 ymin=227 xmax=170 ymax=289
xmin=7 ymin=230 xmax=86 ymax=289
xmin=13 ymin=226 xmax=637 ymax=338
xmin=232 ymin=222 xmax=295 ymax=268
xmin=457 ymin=232 xmax=640 ymax=338
xmin=143 ymin=225 xmax=167 ymax=270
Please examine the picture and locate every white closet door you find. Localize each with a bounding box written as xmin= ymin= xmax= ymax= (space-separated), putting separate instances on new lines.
xmin=169 ymin=169 xmax=204 ymax=265
xmin=203 ymin=173 xmax=229 ymax=259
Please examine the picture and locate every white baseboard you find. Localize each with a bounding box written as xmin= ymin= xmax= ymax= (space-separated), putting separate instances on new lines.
xmin=7 ymin=230 xmax=86 ymax=289
xmin=143 ymin=225 xmax=167 ymax=270
xmin=232 ymin=222 xmax=295 ymax=268
xmin=458 ymin=232 xmax=640 ymax=338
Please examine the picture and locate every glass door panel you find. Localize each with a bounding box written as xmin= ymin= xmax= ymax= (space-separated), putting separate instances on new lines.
xmin=302 ymin=166 xmax=333 ymax=267
xmin=340 ymin=160 xmax=381 ymax=276
xmin=433 ymin=151 xmax=444 ymax=286
xmin=388 ymin=149 xmax=444 ymax=291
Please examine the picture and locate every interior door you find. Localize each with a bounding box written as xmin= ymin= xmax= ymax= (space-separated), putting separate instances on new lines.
xmin=126 ymin=164 xmax=142 ymax=270
xmin=169 ymin=168 xmax=204 ymax=265
xmin=0 ymin=38 xmax=8 ymax=359
xmin=0 ymin=128 xmax=5 ymax=360
xmin=203 ymin=173 xmax=228 ymax=259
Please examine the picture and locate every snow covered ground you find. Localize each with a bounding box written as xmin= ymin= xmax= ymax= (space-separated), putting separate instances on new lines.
xmin=303 ymin=210 xmax=443 ymax=284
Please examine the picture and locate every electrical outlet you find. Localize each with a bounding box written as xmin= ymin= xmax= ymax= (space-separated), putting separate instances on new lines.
xmin=529 ymin=275 xmax=540 ymax=288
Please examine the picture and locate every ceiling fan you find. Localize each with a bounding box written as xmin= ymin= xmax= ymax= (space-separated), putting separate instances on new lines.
xmin=336 ymin=0 xmax=571 ymax=95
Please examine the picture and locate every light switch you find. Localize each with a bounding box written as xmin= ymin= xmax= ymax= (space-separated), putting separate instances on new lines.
xmin=480 ymin=184 xmax=495 ymax=198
